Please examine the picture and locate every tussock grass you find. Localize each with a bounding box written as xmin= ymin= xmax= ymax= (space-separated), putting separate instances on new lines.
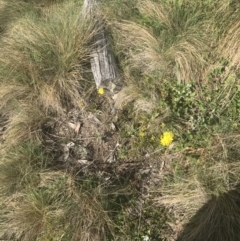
xmin=101 ymin=0 xmax=139 ymax=21
xmin=113 ymin=21 xmax=165 ymax=77
xmin=1 ymin=102 xmax=47 ymax=149
xmin=64 ymin=189 xmax=114 ymax=241
xmin=114 ymin=85 xmax=157 ymax=114
xmin=0 ymin=0 xmax=63 ymax=35
xmin=106 ymin=0 xmax=215 ymax=114
xmin=178 ymin=188 xmax=240 ymax=241
xmin=158 ymin=159 xmax=240 ymax=218
xmin=156 ymin=177 xmax=208 ymax=220
xmin=0 ymin=0 xmax=38 ymax=35
xmin=217 ymin=0 xmax=240 ymax=70
xmin=112 ymin=0 xmax=211 ymax=84
xmin=1 ymin=171 xmax=115 ymax=241
xmin=137 ymin=0 xmax=170 ymax=29
xmin=0 ymin=1 xmax=94 ymax=115
xmin=7 ymin=189 xmax=66 ymax=240
xmin=0 ymin=153 xmax=115 ymax=240
xmin=0 ymin=141 xmax=45 ymax=195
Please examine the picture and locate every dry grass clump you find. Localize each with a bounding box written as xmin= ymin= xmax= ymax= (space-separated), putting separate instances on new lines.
xmin=154 ymin=132 xmax=240 ymax=239
xmin=137 ymin=0 xmax=170 ymax=29
xmin=156 ymin=177 xmax=208 ymax=220
xmin=217 ymin=0 xmax=240 ymax=70
xmin=64 ymin=188 xmax=114 ymax=241
xmin=0 ymin=141 xmax=45 ymax=195
xmin=0 ymin=0 xmax=64 ymax=35
xmin=113 ymin=85 xmax=157 ymax=114
xmin=0 ymin=1 xmax=95 ymax=115
xmin=0 ymin=0 xmax=37 ymax=34
xmin=113 ymin=21 xmax=166 ymax=77
xmin=177 ymin=188 xmax=240 ymax=241
xmin=105 ymin=0 xmax=214 ymax=114
xmin=1 ymin=171 xmax=114 ymax=241
xmin=101 ymin=0 xmax=139 ymax=21
xmin=1 ymin=102 xmax=47 ymax=149
xmin=112 ymin=0 xmax=211 ymax=84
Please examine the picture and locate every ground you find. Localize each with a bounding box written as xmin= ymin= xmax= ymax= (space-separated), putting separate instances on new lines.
xmin=0 ymin=0 xmax=240 ymax=241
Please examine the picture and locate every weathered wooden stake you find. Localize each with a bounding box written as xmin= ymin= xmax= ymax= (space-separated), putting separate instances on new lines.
xmin=82 ymin=0 xmax=121 ymax=92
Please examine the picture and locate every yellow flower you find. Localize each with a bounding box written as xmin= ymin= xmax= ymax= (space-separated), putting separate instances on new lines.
xmin=140 ymin=126 xmax=147 ymax=131
xmin=139 ymin=125 xmax=148 ymax=138
xmin=160 ymin=131 xmax=174 ymax=146
xmin=98 ymin=87 xmax=104 ymax=95
xmin=139 ymin=131 xmax=146 ymax=137
xmin=151 ymin=135 xmax=155 ymax=141
xmin=119 ymin=102 xmax=124 ymax=110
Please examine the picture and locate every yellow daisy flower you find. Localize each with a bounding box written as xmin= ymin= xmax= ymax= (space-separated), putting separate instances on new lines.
xmin=139 ymin=131 xmax=146 ymax=137
xmin=139 ymin=125 xmax=147 ymax=137
xmin=160 ymin=131 xmax=174 ymax=146
xmin=98 ymin=87 xmax=104 ymax=95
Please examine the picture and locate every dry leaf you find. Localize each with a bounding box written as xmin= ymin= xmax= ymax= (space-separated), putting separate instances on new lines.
xmin=77 ymin=160 xmax=90 ymax=165
xmin=67 ymin=122 xmax=81 ymax=134
xmin=67 ymin=122 xmax=76 ymax=129
xmin=67 ymin=142 xmax=75 ymax=147
xmin=62 ymin=144 xmax=69 ymax=162
xmin=111 ymin=122 xmax=116 ymax=130
xmin=74 ymin=122 xmax=81 ymax=134
xmin=88 ymin=113 xmax=101 ymax=123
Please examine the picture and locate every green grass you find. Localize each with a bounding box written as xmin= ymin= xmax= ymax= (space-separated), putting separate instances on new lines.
xmin=0 ymin=0 xmax=240 ymax=240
